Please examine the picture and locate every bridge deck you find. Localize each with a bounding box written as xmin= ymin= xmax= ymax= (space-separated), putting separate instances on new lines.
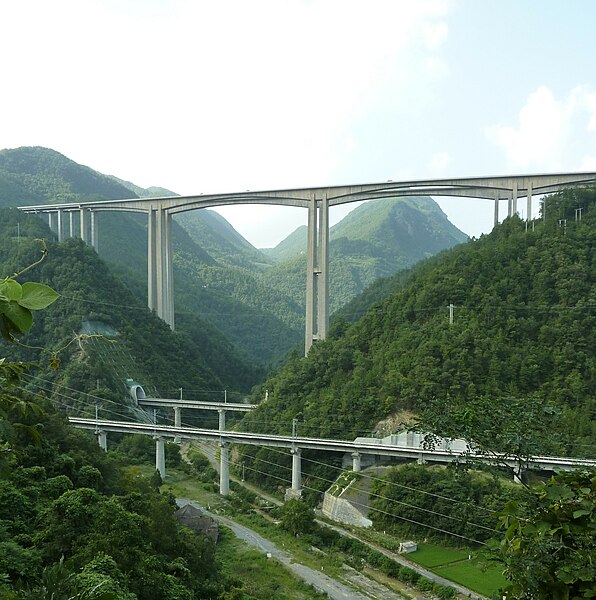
xmin=138 ymin=398 xmax=256 ymax=411
xmin=70 ymin=417 xmax=595 ymax=472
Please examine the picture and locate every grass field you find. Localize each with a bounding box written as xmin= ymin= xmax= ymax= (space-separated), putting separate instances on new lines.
xmin=216 ymin=528 xmax=326 ymax=600
xmin=404 ymin=543 xmax=470 ymax=568
xmin=403 ymin=543 xmax=506 ymax=596
xmin=434 ymin=560 xmax=507 ymax=596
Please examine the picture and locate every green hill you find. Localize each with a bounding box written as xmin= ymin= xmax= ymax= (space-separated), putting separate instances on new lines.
xmin=0 ymin=147 xmax=299 ymax=364
xmin=0 ymin=146 xmax=136 ymax=205
xmin=331 ymin=196 xmax=467 ymax=263
xmin=244 ymin=188 xmax=596 ymax=459
xmin=262 ymin=225 xmax=308 ymax=262
xmin=262 ymin=196 xmax=467 ymax=314
xmin=0 ymin=146 xmax=472 ymax=366
xmin=0 ymin=209 xmax=261 ymax=407
xmin=176 ymin=210 xmax=274 ymax=271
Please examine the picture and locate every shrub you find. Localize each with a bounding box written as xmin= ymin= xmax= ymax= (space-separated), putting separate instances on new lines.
xmin=434 ymin=583 xmax=457 ymax=599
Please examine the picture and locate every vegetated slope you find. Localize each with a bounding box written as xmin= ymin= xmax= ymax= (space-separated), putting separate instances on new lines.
xmin=244 ymin=188 xmax=595 ymax=458
xmin=0 ymin=390 xmax=225 ymax=598
xmin=262 ymin=224 xmax=308 ymax=262
xmin=0 ymin=146 xmax=301 ymax=365
xmin=261 ymin=196 xmax=468 ymax=314
xmin=0 ymin=146 xmax=471 ymax=366
xmin=0 ymin=146 xmax=136 ymax=205
xmin=0 ymin=209 xmax=261 ymax=408
xmin=176 ymin=210 xmax=274 ymax=271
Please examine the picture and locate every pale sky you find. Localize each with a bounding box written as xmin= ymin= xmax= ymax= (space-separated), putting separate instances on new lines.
xmin=2 ymin=0 xmax=596 ymax=247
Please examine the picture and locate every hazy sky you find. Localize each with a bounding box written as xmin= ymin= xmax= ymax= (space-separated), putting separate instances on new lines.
xmin=2 ymin=0 xmax=596 ymax=247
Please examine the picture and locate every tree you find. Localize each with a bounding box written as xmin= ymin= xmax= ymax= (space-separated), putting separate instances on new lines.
xmin=497 ymin=470 xmax=595 ymax=599
xmin=416 ymin=394 xmax=562 ymax=485
xmin=279 ymin=499 xmax=315 ymax=536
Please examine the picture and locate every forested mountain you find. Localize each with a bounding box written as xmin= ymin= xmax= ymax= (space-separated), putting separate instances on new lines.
xmin=0 ymin=146 xmax=469 ymax=365
xmin=0 ymin=147 xmax=299 ymax=364
xmin=261 ymin=196 xmax=467 ymax=314
xmin=176 ymin=211 xmax=274 ymax=271
xmin=0 ymin=209 xmax=261 ymax=405
xmin=0 ymin=376 xmax=226 ymax=597
xmin=244 ymin=188 xmax=596 ymax=459
xmin=262 ymin=225 xmax=308 ymax=262
xmin=0 ymin=146 xmax=135 ymax=206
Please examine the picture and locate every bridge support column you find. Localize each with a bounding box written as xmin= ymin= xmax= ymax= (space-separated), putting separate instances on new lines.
xmin=155 ymin=436 xmax=166 ymax=479
xmin=218 ymin=409 xmax=226 ymax=432
xmin=417 ymin=453 xmax=426 ymax=465
xmin=80 ymin=208 xmax=88 ymax=243
xmin=513 ymin=472 xmax=524 ymax=485
xmin=288 ymin=448 xmax=302 ymax=498
xmin=304 ymin=194 xmax=329 ymax=355
xmin=90 ymin=210 xmax=98 ymax=252
xmin=174 ymin=406 xmax=181 ymax=443
xmin=352 ymin=452 xmax=361 ymax=473
xmin=56 ymin=209 xmax=64 ymax=242
xmin=493 ymin=192 xmax=500 ymax=227
xmin=512 ymin=181 xmax=518 ymax=216
xmin=147 ymin=208 xmax=157 ymax=312
xmin=219 ymin=443 xmax=230 ymax=495
xmin=526 ymin=182 xmax=533 ymax=221
xmin=69 ymin=211 xmax=74 ymax=238
xmin=97 ymin=430 xmax=107 ymax=451
xmin=153 ymin=208 xmax=174 ymax=329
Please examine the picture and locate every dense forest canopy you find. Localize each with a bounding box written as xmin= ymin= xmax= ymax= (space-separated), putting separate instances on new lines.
xmin=244 ymin=188 xmax=595 ymax=461
xmin=1 ymin=146 xmax=469 ymax=365
xmin=0 ymin=209 xmax=261 ymax=409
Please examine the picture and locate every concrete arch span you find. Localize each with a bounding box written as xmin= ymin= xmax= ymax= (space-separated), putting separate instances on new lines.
xmin=19 ymin=172 xmax=596 ymax=353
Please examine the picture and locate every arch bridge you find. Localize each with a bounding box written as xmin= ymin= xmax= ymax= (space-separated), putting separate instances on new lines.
xmin=19 ymin=172 xmax=596 ymax=354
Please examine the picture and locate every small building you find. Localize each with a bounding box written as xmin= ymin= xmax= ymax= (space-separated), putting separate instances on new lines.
xmin=175 ymin=503 xmax=219 ymax=543
xmin=398 ymin=541 xmax=417 ymax=554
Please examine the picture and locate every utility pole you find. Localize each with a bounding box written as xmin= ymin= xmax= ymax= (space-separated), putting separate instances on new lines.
xmin=575 ymin=207 xmax=583 ymax=222
xmin=449 ymin=303 xmax=454 ymax=325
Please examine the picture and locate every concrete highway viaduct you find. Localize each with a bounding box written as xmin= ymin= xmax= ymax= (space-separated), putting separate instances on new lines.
xmin=70 ymin=416 xmax=596 ymax=497
xmin=19 ymin=172 xmax=596 ymax=354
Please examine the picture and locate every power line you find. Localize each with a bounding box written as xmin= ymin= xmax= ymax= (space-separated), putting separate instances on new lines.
xmin=21 ymin=373 xmax=513 ymax=519
xmin=189 ymin=442 xmax=490 ymax=545
xmin=16 ymin=378 xmax=505 ymax=543
xmin=233 ymin=444 xmax=499 ymax=533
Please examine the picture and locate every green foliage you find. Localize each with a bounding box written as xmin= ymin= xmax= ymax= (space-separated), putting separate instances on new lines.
xmin=278 ymin=499 xmax=316 ymax=536
xmin=417 ymin=394 xmax=562 ymax=480
xmin=246 ymin=189 xmax=596 ymax=460
xmin=497 ymin=470 xmax=595 ymax=599
xmin=370 ymin=464 xmax=522 ymax=543
xmin=0 ymin=394 xmax=224 ymax=598
xmin=0 ymin=240 xmax=59 ymax=341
